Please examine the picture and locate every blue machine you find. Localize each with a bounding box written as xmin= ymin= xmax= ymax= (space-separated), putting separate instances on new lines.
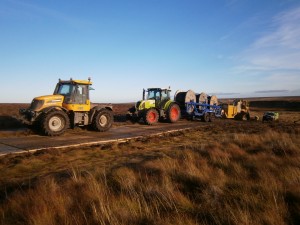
xmin=185 ymin=101 xmax=222 ymax=122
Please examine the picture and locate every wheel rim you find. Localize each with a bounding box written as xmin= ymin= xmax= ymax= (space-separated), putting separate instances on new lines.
xmin=49 ymin=116 xmax=64 ymax=131
xmin=147 ymin=111 xmax=157 ymax=123
xmin=170 ymin=107 xmax=179 ymax=120
xmin=99 ymin=115 xmax=108 ymax=126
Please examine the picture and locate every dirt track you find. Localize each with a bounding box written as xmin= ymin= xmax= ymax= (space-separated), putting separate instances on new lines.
xmin=0 ymin=120 xmax=203 ymax=156
xmin=2 ymin=117 xmax=298 ymax=156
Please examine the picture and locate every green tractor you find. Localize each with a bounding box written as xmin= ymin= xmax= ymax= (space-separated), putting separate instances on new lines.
xmin=127 ymin=88 xmax=181 ymax=125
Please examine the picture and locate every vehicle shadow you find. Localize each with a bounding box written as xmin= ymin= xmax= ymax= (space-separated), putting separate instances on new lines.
xmin=0 ymin=116 xmax=34 ymax=136
xmin=0 ymin=116 xmax=25 ymax=130
xmin=113 ymin=114 xmax=147 ymax=125
xmin=113 ymin=114 xmax=127 ymax=123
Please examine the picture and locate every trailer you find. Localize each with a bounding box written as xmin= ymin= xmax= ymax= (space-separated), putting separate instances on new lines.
xmin=174 ymin=90 xmax=221 ymax=122
xmin=185 ymin=101 xmax=222 ymax=122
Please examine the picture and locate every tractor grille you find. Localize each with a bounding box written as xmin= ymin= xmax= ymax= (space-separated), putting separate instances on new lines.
xmin=30 ymin=100 xmax=44 ymax=111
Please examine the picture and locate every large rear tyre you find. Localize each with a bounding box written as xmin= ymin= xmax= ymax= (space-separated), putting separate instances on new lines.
xmin=41 ymin=110 xmax=69 ymax=136
xmin=93 ymin=109 xmax=113 ymax=132
xmin=143 ymin=108 xmax=159 ymax=125
xmin=167 ymin=104 xmax=181 ymax=123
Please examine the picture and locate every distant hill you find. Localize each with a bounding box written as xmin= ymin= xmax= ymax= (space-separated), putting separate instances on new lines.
xmin=219 ymin=96 xmax=300 ymax=110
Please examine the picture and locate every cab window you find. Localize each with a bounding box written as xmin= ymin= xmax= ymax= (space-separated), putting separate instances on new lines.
xmin=161 ymin=90 xmax=169 ymax=101
xmin=55 ymin=84 xmax=72 ymax=95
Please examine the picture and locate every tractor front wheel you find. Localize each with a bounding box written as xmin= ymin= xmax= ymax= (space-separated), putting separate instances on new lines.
xmin=93 ymin=109 xmax=113 ymax=132
xmin=167 ymin=104 xmax=181 ymax=123
xmin=41 ymin=110 xmax=69 ymax=136
xmin=144 ymin=109 xmax=159 ymax=125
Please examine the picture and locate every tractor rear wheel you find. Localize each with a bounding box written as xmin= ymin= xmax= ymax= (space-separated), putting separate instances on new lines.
xmin=93 ymin=109 xmax=113 ymax=132
xmin=167 ymin=104 xmax=181 ymax=123
xmin=41 ymin=110 xmax=69 ymax=136
xmin=144 ymin=108 xmax=159 ymax=125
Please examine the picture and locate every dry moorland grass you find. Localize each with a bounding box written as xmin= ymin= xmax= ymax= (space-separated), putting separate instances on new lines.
xmin=0 ymin=119 xmax=299 ymax=225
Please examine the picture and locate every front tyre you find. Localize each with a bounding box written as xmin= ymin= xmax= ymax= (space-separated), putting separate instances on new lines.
xmin=167 ymin=104 xmax=181 ymax=123
xmin=144 ymin=108 xmax=159 ymax=125
xmin=41 ymin=110 xmax=69 ymax=136
xmin=93 ymin=109 xmax=113 ymax=132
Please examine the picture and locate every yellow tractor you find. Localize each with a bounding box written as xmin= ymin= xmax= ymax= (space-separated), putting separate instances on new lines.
xmin=19 ymin=78 xmax=113 ymax=136
xmin=221 ymin=99 xmax=250 ymax=120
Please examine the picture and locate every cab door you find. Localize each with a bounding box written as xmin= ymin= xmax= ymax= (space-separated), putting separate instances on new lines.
xmin=67 ymin=84 xmax=90 ymax=111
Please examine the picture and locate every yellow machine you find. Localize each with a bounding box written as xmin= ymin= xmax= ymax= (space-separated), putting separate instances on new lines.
xmin=221 ymin=99 xmax=250 ymax=120
xmin=20 ymin=78 xmax=113 ymax=136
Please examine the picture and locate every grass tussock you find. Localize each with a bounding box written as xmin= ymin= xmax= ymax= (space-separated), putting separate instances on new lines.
xmin=0 ymin=124 xmax=300 ymax=224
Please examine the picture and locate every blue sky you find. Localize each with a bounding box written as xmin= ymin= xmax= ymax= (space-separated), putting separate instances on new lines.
xmin=1 ymin=0 xmax=300 ymax=103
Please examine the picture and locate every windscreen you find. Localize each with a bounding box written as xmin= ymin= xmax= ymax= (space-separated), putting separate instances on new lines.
xmin=54 ymin=83 xmax=73 ymax=95
xmin=147 ymin=90 xmax=156 ymax=100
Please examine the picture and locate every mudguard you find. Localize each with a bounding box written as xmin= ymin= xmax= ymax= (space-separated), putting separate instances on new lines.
xmin=89 ymin=104 xmax=113 ymax=123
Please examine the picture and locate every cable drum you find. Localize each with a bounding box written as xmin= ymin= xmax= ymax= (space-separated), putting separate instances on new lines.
xmin=208 ymin=95 xmax=218 ymax=106
xmin=174 ymin=90 xmax=196 ymax=110
xmin=196 ymin=92 xmax=208 ymax=104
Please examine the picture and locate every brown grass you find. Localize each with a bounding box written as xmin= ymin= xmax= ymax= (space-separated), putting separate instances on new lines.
xmin=0 ymin=118 xmax=299 ymax=225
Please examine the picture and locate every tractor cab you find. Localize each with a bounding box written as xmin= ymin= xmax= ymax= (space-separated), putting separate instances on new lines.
xmin=232 ymin=99 xmax=249 ymax=113
xmin=144 ymin=88 xmax=171 ymax=108
xmin=53 ymin=78 xmax=92 ymax=111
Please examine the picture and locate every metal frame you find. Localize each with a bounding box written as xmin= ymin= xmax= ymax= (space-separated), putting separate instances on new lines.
xmin=185 ymin=102 xmax=222 ymax=119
